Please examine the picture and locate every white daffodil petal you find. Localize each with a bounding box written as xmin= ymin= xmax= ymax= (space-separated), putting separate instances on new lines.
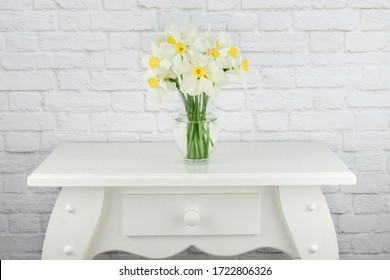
xmin=213 ymin=72 xmax=229 ymax=87
xmin=192 ymin=38 xmax=207 ymax=53
xmin=218 ymin=32 xmax=231 ymax=47
xmin=166 ymin=23 xmax=181 ymax=42
xmin=206 ymin=62 xmax=230 ymax=87
xmin=199 ymin=78 xmax=216 ymax=96
xmin=153 ymin=34 xmax=166 ymax=46
xmin=158 ymin=43 xmax=176 ymax=59
xmin=171 ymin=55 xmax=185 ymax=75
xmin=141 ymin=55 xmax=151 ymax=68
xmin=151 ymin=41 xmax=159 ymax=56
xmin=154 ymin=87 xmax=167 ymax=103
xmin=181 ymin=75 xmax=198 ymax=95
xmin=187 ymin=79 xmax=202 ymax=96
xmin=182 ymin=25 xmax=198 ymax=44
xmin=159 ymin=58 xmax=171 ymax=70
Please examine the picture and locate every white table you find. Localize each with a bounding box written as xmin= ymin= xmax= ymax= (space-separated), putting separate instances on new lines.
xmin=28 ymin=142 xmax=356 ymax=260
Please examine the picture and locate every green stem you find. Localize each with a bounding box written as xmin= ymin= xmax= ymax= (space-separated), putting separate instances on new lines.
xmin=173 ymin=80 xmax=213 ymax=160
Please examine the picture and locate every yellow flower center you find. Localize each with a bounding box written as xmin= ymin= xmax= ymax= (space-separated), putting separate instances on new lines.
xmin=242 ymin=59 xmax=248 ymax=71
xmin=193 ymin=66 xmax=205 ymax=78
xmin=209 ymin=48 xmax=220 ymax=58
xmin=228 ymin=46 xmax=237 ymax=57
xmin=167 ymin=35 xmax=176 ymax=44
xmin=148 ymin=78 xmax=158 ymax=89
xmin=175 ymin=42 xmax=186 ymax=54
xmin=148 ymin=56 xmax=159 ymax=68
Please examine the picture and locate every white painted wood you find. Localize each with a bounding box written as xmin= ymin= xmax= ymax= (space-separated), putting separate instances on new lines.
xmin=278 ymin=186 xmax=339 ymax=260
xmin=122 ymin=193 xmax=260 ymax=236
xmin=87 ymin=186 xmax=299 ymax=259
xmin=27 ymin=142 xmax=356 ymax=260
xmin=27 ymin=142 xmax=356 ymax=187
xmin=41 ymin=187 xmax=105 ymax=260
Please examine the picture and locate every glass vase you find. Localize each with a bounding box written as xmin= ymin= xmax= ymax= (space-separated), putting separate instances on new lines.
xmin=173 ymin=113 xmax=218 ymax=164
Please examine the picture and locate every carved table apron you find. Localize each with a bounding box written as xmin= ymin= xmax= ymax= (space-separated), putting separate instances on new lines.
xmin=27 ymin=142 xmax=356 ymax=260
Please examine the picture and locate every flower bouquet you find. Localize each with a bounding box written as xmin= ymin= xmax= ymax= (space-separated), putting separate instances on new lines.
xmin=142 ymin=24 xmax=248 ymax=163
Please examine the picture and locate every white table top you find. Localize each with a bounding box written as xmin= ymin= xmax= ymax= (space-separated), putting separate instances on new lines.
xmin=27 ymin=142 xmax=356 ymax=187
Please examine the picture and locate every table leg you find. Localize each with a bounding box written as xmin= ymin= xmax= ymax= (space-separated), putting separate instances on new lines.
xmin=41 ymin=187 xmax=105 ymax=259
xmin=278 ymin=186 xmax=339 ymax=260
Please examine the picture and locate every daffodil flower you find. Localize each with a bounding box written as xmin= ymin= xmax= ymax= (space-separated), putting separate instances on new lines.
xmin=215 ymin=32 xmax=243 ymax=70
xmin=180 ymin=52 xmax=229 ymax=97
xmin=143 ymin=68 xmax=175 ymax=103
xmin=229 ymin=58 xmax=249 ymax=89
xmin=192 ymin=30 xmax=231 ymax=70
xmin=158 ymin=24 xmax=198 ymax=75
xmin=141 ymin=41 xmax=171 ymax=73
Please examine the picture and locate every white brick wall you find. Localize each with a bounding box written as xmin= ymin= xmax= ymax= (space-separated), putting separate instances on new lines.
xmin=0 ymin=0 xmax=389 ymax=260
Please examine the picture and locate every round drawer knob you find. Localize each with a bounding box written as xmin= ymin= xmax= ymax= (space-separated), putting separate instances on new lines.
xmin=307 ymin=203 xmax=317 ymax=211
xmin=309 ymin=244 xmax=319 ymax=253
xmin=63 ymin=246 xmax=74 ymax=255
xmin=184 ymin=210 xmax=200 ymax=226
xmin=65 ymin=203 xmax=76 ymax=213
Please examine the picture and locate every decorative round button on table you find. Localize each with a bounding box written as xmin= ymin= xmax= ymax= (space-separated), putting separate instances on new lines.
xmin=309 ymin=244 xmax=319 ymax=253
xmin=65 ymin=203 xmax=76 ymax=213
xmin=184 ymin=210 xmax=200 ymax=226
xmin=63 ymin=246 xmax=74 ymax=255
xmin=307 ymin=203 xmax=317 ymax=211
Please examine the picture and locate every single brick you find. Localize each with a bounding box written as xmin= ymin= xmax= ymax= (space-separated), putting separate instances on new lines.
xmin=3 ymin=175 xmax=29 ymax=194
xmin=58 ymin=71 xmax=91 ymax=90
xmin=0 ymin=112 xmax=55 ymax=131
xmin=346 ymin=33 xmax=390 ymax=52
xmin=5 ymin=132 xmax=40 ymax=152
xmin=207 ymin=0 xmax=240 ymax=10
xmin=356 ymin=111 xmax=389 ymax=131
xmin=0 ymin=72 xmax=55 ymax=91
xmin=44 ymin=92 xmax=110 ymax=112
xmin=310 ymin=32 xmax=344 ymax=52
xmin=192 ymin=12 xmax=257 ymax=31
xmin=354 ymin=195 xmax=388 ymax=214
xmin=109 ymin=33 xmax=140 ymax=50
xmin=0 ymin=12 xmax=56 ymax=31
xmin=105 ymin=51 xmax=139 ymax=69
xmin=103 ymin=0 xmax=136 ymax=10
xmin=8 ymin=92 xmax=42 ymax=112
xmin=59 ymin=12 xmax=91 ymax=31
xmin=261 ymin=69 xmax=295 ymax=89
xmin=242 ymin=0 xmax=310 ymax=9
xmin=294 ymin=10 xmax=359 ymax=31
xmin=240 ymin=33 xmax=307 ymax=52
xmin=344 ymin=132 xmax=390 ymax=151
xmin=138 ymin=0 xmax=205 ymax=8
xmin=112 ymin=92 xmax=144 ymax=112
xmin=256 ymin=112 xmax=289 ymax=131
xmin=215 ymin=112 xmax=254 ymax=132
xmin=91 ymin=12 xmax=156 ymax=31
xmin=290 ymin=112 xmax=354 ymax=131
xmin=91 ymin=113 xmax=156 ymax=132
xmin=91 ymin=71 xmax=143 ymax=90
xmin=9 ymin=215 xmax=40 ymax=233
xmin=57 ymin=113 xmax=90 ymax=132
xmin=40 ymin=33 xmax=106 ymax=51
xmin=6 ymin=33 xmax=38 ymax=52
xmin=258 ymin=11 xmax=290 ymax=31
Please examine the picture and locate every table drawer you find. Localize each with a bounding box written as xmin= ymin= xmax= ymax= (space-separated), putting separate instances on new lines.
xmin=122 ymin=193 xmax=260 ymax=236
